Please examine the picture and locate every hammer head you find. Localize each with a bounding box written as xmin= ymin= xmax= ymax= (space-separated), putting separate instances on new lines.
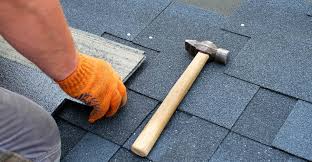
xmin=185 ymin=40 xmax=229 ymax=64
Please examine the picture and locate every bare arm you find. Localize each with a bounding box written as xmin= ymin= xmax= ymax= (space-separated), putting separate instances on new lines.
xmin=0 ymin=0 xmax=127 ymax=123
xmin=0 ymin=0 xmax=77 ymax=81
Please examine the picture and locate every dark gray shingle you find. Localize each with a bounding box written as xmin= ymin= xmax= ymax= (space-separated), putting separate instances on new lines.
xmin=133 ymin=2 xmax=226 ymax=52
xmin=63 ymin=133 xmax=119 ymax=162
xmin=54 ymin=117 xmax=87 ymax=159
xmin=210 ymin=132 xmax=305 ymax=162
xmin=56 ymin=90 xmax=158 ymax=145
xmin=226 ymin=32 xmax=312 ymax=103
xmin=308 ymin=4 xmax=312 ymax=16
xmin=222 ymin=0 xmax=311 ymax=38
xmin=179 ymin=72 xmax=258 ymax=129
xmin=273 ymin=101 xmax=312 ymax=161
xmin=124 ymin=111 xmax=229 ymax=161
xmin=232 ymin=88 xmax=297 ymax=145
xmin=109 ymin=148 xmax=151 ymax=162
xmin=127 ymin=3 xmax=257 ymax=128
xmin=0 ymin=57 xmax=64 ymax=113
xmin=61 ymin=0 xmax=171 ymax=40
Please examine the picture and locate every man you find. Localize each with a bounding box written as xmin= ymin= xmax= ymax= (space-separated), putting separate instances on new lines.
xmin=0 ymin=0 xmax=127 ymax=161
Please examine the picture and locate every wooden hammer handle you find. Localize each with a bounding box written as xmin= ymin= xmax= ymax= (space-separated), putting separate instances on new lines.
xmin=131 ymin=52 xmax=210 ymax=157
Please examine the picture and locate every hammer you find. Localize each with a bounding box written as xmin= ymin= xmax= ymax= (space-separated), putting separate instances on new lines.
xmin=131 ymin=40 xmax=229 ymax=157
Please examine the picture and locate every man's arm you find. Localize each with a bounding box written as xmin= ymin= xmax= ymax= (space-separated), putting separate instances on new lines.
xmin=0 ymin=0 xmax=127 ymax=123
xmin=0 ymin=0 xmax=77 ymax=81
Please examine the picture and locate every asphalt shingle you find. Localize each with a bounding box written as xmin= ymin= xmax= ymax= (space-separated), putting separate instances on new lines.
xmin=176 ymin=0 xmax=241 ymax=16
xmin=179 ymin=72 xmax=258 ymax=129
xmin=109 ymin=148 xmax=151 ymax=162
xmin=1 ymin=0 xmax=311 ymax=161
xmin=226 ymin=32 xmax=312 ymax=103
xmin=133 ymin=2 xmax=226 ymax=52
xmin=124 ymin=111 xmax=229 ymax=161
xmin=100 ymin=33 xmax=165 ymax=99
xmin=222 ymin=0 xmax=311 ymax=38
xmin=308 ymin=4 xmax=312 ymax=16
xmin=126 ymin=41 xmax=191 ymax=101
xmin=61 ymin=0 xmax=171 ymax=40
xmin=63 ymin=133 xmax=119 ymax=162
xmin=273 ymin=100 xmax=312 ymax=161
xmin=56 ymin=90 xmax=158 ymax=145
xmin=210 ymin=132 xmax=306 ymax=162
xmin=232 ymin=88 xmax=297 ymax=145
xmin=128 ymin=3 xmax=258 ymax=129
xmin=0 ymin=57 xmax=65 ymax=113
xmin=130 ymin=29 xmax=253 ymax=100
xmin=54 ymin=117 xmax=87 ymax=159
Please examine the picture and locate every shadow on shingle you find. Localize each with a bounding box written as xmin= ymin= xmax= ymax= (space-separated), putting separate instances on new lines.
xmin=54 ymin=90 xmax=159 ymax=145
xmin=54 ymin=117 xmax=87 ymax=159
xmin=109 ymin=148 xmax=151 ymax=162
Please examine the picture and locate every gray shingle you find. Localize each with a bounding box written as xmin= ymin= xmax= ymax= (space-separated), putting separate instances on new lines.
xmin=56 ymin=90 xmax=158 ymax=145
xmin=232 ymin=88 xmax=297 ymax=145
xmin=133 ymin=2 xmax=226 ymax=52
xmin=129 ymin=2 xmax=254 ymax=106
xmin=179 ymin=72 xmax=259 ymax=129
xmin=225 ymin=32 xmax=312 ymax=103
xmin=100 ymin=33 xmax=166 ymax=99
xmin=127 ymin=38 xmax=258 ymax=111
xmin=60 ymin=0 xmax=114 ymax=35
xmin=126 ymin=42 xmax=190 ymax=101
xmin=210 ymin=132 xmax=305 ymax=162
xmin=124 ymin=111 xmax=229 ymax=161
xmin=60 ymin=0 xmax=171 ymax=40
xmin=308 ymin=4 xmax=312 ymax=16
xmin=272 ymin=101 xmax=312 ymax=161
xmin=109 ymin=148 xmax=151 ymax=162
xmin=222 ymin=0 xmax=311 ymax=38
xmin=130 ymin=25 xmax=258 ymax=128
xmin=54 ymin=117 xmax=87 ymax=159
xmin=176 ymin=0 xmax=241 ymax=16
xmin=63 ymin=133 xmax=119 ymax=162
xmin=0 ymin=57 xmax=64 ymax=113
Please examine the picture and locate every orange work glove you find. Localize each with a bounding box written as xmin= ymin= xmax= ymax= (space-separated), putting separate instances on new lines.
xmin=57 ymin=53 xmax=127 ymax=123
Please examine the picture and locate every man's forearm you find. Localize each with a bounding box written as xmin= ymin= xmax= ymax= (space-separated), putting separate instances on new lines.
xmin=0 ymin=0 xmax=77 ymax=81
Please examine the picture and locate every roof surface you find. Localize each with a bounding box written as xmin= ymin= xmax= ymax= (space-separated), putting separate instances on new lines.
xmin=7 ymin=0 xmax=312 ymax=161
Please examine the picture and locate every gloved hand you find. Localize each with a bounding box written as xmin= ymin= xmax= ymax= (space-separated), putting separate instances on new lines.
xmin=57 ymin=53 xmax=127 ymax=123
